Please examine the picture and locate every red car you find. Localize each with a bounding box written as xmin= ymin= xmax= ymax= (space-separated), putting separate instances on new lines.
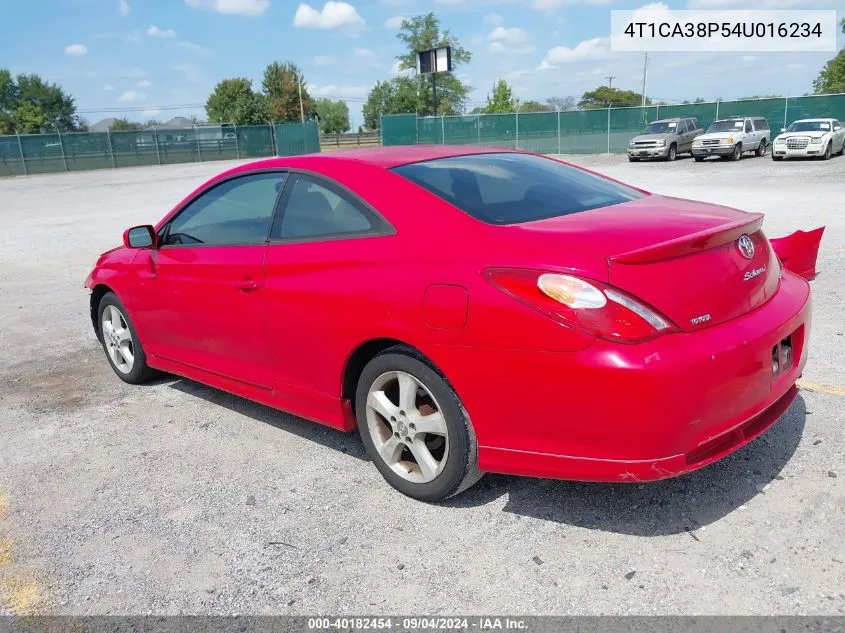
xmin=85 ymin=146 xmax=811 ymax=502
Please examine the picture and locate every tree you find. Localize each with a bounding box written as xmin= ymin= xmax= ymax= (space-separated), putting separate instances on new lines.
xmin=0 ymin=69 xmax=79 ymax=133
xmin=739 ymin=94 xmax=782 ymax=100
xmin=813 ymin=20 xmax=845 ymax=94
xmin=484 ymin=79 xmax=516 ymax=114
xmin=206 ymin=78 xmax=268 ymax=125
xmin=362 ymin=77 xmax=419 ymax=130
xmin=519 ymin=100 xmax=552 ymax=113
xmin=578 ymin=86 xmax=648 ymax=109
xmin=109 ymin=118 xmax=141 ymax=131
xmin=546 ymin=96 xmax=576 ymax=112
xmin=315 ymin=98 xmax=350 ymax=134
xmin=395 ymin=13 xmax=472 ymax=115
xmin=262 ymin=61 xmax=315 ymax=123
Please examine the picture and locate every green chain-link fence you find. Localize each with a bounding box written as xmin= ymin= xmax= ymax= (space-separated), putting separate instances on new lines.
xmin=382 ymin=93 xmax=845 ymax=153
xmin=0 ymin=122 xmax=320 ymax=178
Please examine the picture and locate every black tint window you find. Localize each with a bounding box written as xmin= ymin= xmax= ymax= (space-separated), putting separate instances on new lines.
xmin=745 ymin=121 xmax=753 ymax=133
xmin=676 ymin=120 xmax=688 ymax=134
xmin=164 ymin=172 xmax=283 ymax=246
xmin=756 ymin=119 xmax=769 ymax=130
xmin=275 ymin=175 xmax=374 ymax=240
xmin=392 ymin=153 xmax=645 ymax=225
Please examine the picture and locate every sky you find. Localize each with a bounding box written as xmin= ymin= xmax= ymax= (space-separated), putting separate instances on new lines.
xmin=1 ymin=0 xmax=843 ymax=129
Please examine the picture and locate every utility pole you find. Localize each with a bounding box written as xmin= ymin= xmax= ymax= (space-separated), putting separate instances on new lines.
xmin=641 ymin=52 xmax=649 ymax=107
xmin=606 ymin=76 xmax=615 ymax=88
xmin=298 ymin=71 xmax=305 ymax=123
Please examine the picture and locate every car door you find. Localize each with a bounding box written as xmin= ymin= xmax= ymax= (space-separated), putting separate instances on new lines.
xmin=681 ymin=119 xmax=695 ymax=152
xmin=262 ymin=172 xmax=395 ymax=403
xmin=131 ymin=171 xmax=286 ymax=389
xmin=744 ymin=119 xmax=757 ymax=149
xmin=833 ymin=120 xmax=845 ymax=151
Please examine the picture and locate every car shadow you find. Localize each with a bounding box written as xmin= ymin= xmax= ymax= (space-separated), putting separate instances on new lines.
xmin=444 ymin=394 xmax=807 ymax=536
xmin=163 ymin=376 xmax=368 ymax=461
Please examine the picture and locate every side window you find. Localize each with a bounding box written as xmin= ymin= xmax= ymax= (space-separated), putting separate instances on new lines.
xmin=273 ymin=174 xmax=380 ymax=241
xmin=756 ymin=118 xmax=769 ymax=131
xmin=676 ymin=120 xmax=688 ymax=134
xmin=744 ymin=120 xmax=753 ymax=133
xmin=833 ymin=120 xmax=842 ymax=130
xmin=163 ymin=172 xmax=284 ymax=246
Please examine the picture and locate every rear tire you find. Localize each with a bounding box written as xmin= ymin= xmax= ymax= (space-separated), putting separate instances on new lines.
xmin=97 ymin=292 xmax=157 ymax=384
xmin=755 ymin=139 xmax=767 ymax=157
xmin=838 ymin=140 xmax=845 ymax=156
xmin=355 ymin=346 xmax=483 ymax=502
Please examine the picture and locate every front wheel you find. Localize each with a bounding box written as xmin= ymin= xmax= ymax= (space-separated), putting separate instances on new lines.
xmin=97 ymin=292 xmax=157 ymax=384
xmin=822 ymin=142 xmax=832 ymax=160
xmin=355 ymin=347 xmax=483 ymax=502
xmin=693 ymin=156 xmax=704 ymax=162
xmin=755 ymin=140 xmax=767 ymax=157
xmin=772 ymin=154 xmax=783 ymax=161
xmin=731 ymin=144 xmax=743 ymax=161
xmin=666 ymin=144 xmax=677 ymax=161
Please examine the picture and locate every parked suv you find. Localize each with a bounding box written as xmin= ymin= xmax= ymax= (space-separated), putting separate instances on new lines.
xmin=627 ymin=117 xmax=704 ymax=161
xmin=691 ymin=117 xmax=770 ymax=161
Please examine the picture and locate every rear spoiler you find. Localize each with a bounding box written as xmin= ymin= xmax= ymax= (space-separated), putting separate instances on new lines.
xmin=610 ymin=213 xmax=765 ymax=265
xmin=770 ymin=226 xmax=825 ymax=280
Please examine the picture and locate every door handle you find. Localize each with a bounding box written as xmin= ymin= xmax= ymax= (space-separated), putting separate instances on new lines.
xmin=234 ymin=279 xmax=260 ymax=291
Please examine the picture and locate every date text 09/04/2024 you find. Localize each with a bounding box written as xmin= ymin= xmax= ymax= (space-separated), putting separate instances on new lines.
xmin=307 ymin=617 xmax=528 ymax=630
xmin=623 ymin=21 xmax=823 ymax=38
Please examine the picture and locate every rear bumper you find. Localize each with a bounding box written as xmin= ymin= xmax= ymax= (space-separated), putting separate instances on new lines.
xmin=430 ymin=272 xmax=811 ymax=483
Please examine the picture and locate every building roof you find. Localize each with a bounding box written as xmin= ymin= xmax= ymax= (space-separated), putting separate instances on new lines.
xmin=89 ymin=117 xmax=118 ymax=132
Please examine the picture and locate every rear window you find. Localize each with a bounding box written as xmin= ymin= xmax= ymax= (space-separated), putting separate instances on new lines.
xmin=391 ymin=153 xmax=646 ymax=225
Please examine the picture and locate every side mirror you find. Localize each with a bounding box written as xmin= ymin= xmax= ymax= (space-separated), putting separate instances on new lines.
xmin=780 ymin=128 xmax=786 ymax=133
xmin=123 ymin=225 xmax=156 ymax=249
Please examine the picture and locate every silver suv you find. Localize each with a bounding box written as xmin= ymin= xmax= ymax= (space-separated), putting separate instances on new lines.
xmin=627 ymin=117 xmax=704 ymax=162
xmin=691 ymin=117 xmax=770 ymax=161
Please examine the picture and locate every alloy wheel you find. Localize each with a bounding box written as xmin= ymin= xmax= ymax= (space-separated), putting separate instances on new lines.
xmin=101 ymin=305 xmax=134 ymax=374
xmin=365 ymin=370 xmax=449 ymax=484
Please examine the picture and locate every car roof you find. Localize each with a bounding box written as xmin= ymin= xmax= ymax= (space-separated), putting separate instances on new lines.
xmin=250 ymin=145 xmax=521 ymax=170
xmin=793 ymin=118 xmax=833 ymax=122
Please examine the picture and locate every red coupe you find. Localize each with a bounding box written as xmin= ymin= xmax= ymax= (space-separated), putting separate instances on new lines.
xmin=85 ymin=146 xmax=811 ymax=501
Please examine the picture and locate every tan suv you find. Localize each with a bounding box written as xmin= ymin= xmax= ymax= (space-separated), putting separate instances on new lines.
xmin=627 ymin=117 xmax=704 ymax=162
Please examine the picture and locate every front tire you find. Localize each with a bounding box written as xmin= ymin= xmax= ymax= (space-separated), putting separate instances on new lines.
xmin=730 ymin=144 xmax=743 ymax=161
xmin=97 ymin=292 xmax=157 ymax=384
xmin=666 ymin=144 xmax=677 ymax=161
xmin=693 ymin=156 xmax=704 ymax=162
xmin=772 ymin=154 xmax=783 ymax=161
xmin=822 ymin=142 xmax=832 ymax=160
xmin=355 ymin=347 xmax=482 ymax=502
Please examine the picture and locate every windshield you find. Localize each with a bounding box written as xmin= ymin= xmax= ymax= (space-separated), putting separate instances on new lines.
xmin=707 ymin=120 xmax=744 ymax=133
xmin=644 ymin=121 xmax=677 ymax=134
xmin=391 ymin=153 xmax=646 ymax=225
xmin=787 ymin=121 xmax=831 ymax=132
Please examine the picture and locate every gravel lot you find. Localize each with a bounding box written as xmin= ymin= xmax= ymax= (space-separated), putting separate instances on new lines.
xmin=0 ymin=152 xmax=843 ymax=616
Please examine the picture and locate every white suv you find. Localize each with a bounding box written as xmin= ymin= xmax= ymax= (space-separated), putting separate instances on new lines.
xmin=691 ymin=117 xmax=770 ymax=162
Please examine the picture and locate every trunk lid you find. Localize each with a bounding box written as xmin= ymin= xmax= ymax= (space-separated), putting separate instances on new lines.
xmin=503 ymin=195 xmax=780 ymax=332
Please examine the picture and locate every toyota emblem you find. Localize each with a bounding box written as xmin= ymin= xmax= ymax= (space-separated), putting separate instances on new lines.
xmin=737 ymin=235 xmax=755 ymax=259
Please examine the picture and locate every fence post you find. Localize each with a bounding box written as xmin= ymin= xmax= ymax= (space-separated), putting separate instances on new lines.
xmin=194 ymin=125 xmax=202 ymax=161
xmin=515 ymin=111 xmax=519 ymax=149
xmin=557 ymin=110 xmax=561 ymax=155
xmin=783 ymin=97 xmax=789 ymax=131
xmin=269 ymin=122 xmax=278 ymax=156
xmin=106 ymin=131 xmax=116 ymax=168
xmin=606 ymin=106 xmax=611 ymax=154
xmin=440 ymin=116 xmax=445 ymax=144
xmin=57 ymin=129 xmax=68 ymax=172
xmin=153 ymin=127 xmax=161 ymax=165
xmin=715 ymin=100 xmax=720 ymax=120
xmin=16 ymin=131 xmax=27 ymax=175
xmin=234 ymin=124 xmax=240 ymax=159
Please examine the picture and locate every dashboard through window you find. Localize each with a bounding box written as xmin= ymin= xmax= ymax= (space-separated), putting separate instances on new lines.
xmin=163 ymin=172 xmax=284 ymax=246
xmin=391 ymin=153 xmax=646 ymax=225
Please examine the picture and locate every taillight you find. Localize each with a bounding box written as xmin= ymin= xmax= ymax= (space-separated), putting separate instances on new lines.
xmin=485 ymin=268 xmax=678 ymax=344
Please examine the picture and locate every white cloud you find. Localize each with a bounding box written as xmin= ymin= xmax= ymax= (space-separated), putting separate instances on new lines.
xmin=293 ymin=2 xmax=366 ymax=33
xmin=104 ymin=84 xmax=115 ymax=92
xmin=385 ymin=15 xmax=405 ymax=29
xmin=118 ymin=0 xmax=130 ymax=16
xmin=178 ymin=40 xmax=214 ymax=55
xmin=118 ymin=90 xmax=146 ymax=102
xmin=185 ymin=0 xmax=270 ymax=16
xmin=354 ymin=47 xmax=376 ymax=58
xmin=488 ymin=26 xmax=535 ymax=55
xmin=136 ymin=79 xmax=152 ymax=88
xmin=483 ymin=13 xmax=503 ymax=25
xmin=65 ymin=44 xmax=88 ymax=56
xmin=314 ymin=55 xmax=336 ymax=65
xmin=147 ymin=25 xmax=177 ymax=38
xmin=307 ymin=83 xmax=369 ymax=98
xmin=539 ymin=37 xmax=611 ymax=68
